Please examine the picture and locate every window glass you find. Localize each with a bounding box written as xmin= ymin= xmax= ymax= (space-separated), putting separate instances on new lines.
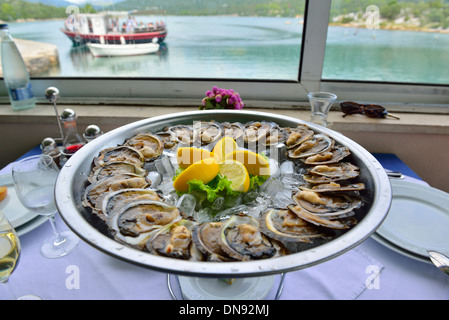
xmin=3 ymin=0 xmax=306 ymax=80
xmin=322 ymin=0 xmax=449 ymax=85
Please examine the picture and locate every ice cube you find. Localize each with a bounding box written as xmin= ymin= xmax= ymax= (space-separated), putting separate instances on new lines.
xmin=213 ymin=205 xmax=248 ymax=222
xmin=147 ymin=171 xmax=162 ymax=188
xmin=176 ymin=193 xmax=197 ymax=218
xmin=280 ymin=160 xmax=295 ymax=176
xmin=271 ymin=189 xmax=294 ymax=208
xmin=155 ymin=155 xmax=175 ymax=181
xmin=211 ymin=196 xmax=225 ymax=211
xmin=194 ymin=207 xmax=213 ymax=223
xmin=268 ymin=158 xmax=280 ymax=179
xmin=246 ymin=196 xmax=270 ymax=218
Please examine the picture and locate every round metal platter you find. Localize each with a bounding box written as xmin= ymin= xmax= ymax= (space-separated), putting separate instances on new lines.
xmin=55 ymin=110 xmax=392 ymax=278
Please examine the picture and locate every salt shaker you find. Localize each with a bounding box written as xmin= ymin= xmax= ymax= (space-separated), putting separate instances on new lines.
xmin=40 ymin=137 xmax=62 ymax=167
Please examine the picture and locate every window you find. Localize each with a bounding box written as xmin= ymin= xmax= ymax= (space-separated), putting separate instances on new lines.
xmin=323 ymin=0 xmax=449 ymax=85
xmin=1 ymin=0 xmax=448 ymax=108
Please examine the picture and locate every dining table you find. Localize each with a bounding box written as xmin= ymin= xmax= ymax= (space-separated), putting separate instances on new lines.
xmin=1 ymin=145 xmax=448 ymax=301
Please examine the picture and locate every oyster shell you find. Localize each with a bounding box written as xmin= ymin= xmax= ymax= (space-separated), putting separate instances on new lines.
xmin=219 ymin=213 xmax=278 ymax=261
xmin=288 ymin=204 xmax=357 ymax=230
xmin=193 ymin=121 xmax=223 ymax=146
xmin=222 ymin=122 xmax=245 ymax=141
xmin=303 ymin=146 xmax=351 ymax=165
xmin=243 ymin=121 xmax=276 ymax=144
xmin=287 ymin=134 xmax=334 ymax=159
xmin=166 ymin=125 xmax=193 ymax=145
xmin=292 ymin=190 xmax=362 ymax=218
xmin=107 ymin=200 xmax=181 ymax=249
xmin=94 ymin=146 xmax=145 ymax=168
xmin=299 ymin=182 xmax=365 ymax=193
xmin=308 ymin=162 xmax=360 ymax=179
xmin=146 ymin=219 xmax=203 ymax=261
xmin=124 ymin=132 xmax=164 ymax=162
xmin=285 ymin=124 xmax=314 ymax=149
xmin=192 ymin=222 xmax=234 ymax=262
xmin=259 ymin=208 xmax=328 ymax=243
xmin=88 ymin=162 xmax=148 ymax=183
xmin=82 ymin=173 xmax=150 ymax=212
xmin=260 ymin=126 xmax=288 ymax=146
xmin=99 ymin=188 xmax=162 ymax=221
xmin=156 ymin=131 xmax=177 ymax=150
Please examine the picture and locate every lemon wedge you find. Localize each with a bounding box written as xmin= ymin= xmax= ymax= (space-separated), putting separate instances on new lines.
xmin=213 ymin=136 xmax=238 ymax=163
xmin=173 ymin=157 xmax=219 ymax=192
xmin=225 ymin=150 xmax=270 ymax=176
xmin=176 ymin=147 xmax=216 ymax=169
xmin=218 ymin=160 xmax=250 ymax=193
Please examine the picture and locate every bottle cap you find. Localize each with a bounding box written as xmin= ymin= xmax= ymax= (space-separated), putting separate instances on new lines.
xmin=41 ymin=137 xmax=57 ymax=150
xmin=60 ymin=108 xmax=76 ymax=121
xmin=84 ymin=125 xmax=103 ymax=141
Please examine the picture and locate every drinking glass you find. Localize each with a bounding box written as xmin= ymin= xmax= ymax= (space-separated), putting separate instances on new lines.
xmin=0 ymin=211 xmax=41 ymax=299
xmin=307 ymin=92 xmax=337 ymax=127
xmin=12 ymin=155 xmax=79 ymax=259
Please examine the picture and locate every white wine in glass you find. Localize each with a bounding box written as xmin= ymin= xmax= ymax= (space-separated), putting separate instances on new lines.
xmin=12 ymin=154 xmax=79 ymax=259
xmin=0 ymin=211 xmax=41 ymax=300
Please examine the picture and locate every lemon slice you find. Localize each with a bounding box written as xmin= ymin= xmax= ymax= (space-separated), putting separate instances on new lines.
xmin=213 ymin=137 xmax=238 ymax=163
xmin=176 ymin=147 xmax=216 ymax=169
xmin=219 ymin=160 xmax=250 ymax=193
xmin=225 ymin=150 xmax=270 ymax=176
xmin=173 ymin=157 xmax=219 ymax=192
xmin=0 ymin=186 xmax=7 ymax=202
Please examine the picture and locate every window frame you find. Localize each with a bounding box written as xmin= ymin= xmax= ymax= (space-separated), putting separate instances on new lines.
xmin=1 ymin=0 xmax=448 ymax=111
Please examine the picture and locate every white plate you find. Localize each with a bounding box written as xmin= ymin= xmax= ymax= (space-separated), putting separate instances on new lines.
xmin=376 ymin=180 xmax=449 ymax=259
xmin=371 ymin=233 xmax=431 ymax=264
xmin=178 ymin=275 xmax=275 ymax=300
xmin=0 ymin=173 xmax=38 ymax=228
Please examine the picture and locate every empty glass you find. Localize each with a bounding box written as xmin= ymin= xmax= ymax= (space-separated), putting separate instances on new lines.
xmin=12 ymin=155 xmax=79 ymax=259
xmin=307 ymin=92 xmax=337 ymax=127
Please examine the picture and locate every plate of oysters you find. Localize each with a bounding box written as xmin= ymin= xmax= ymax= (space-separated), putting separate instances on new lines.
xmin=55 ymin=110 xmax=391 ymax=277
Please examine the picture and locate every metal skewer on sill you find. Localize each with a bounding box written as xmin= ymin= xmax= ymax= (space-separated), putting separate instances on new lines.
xmin=45 ymin=86 xmax=65 ymax=144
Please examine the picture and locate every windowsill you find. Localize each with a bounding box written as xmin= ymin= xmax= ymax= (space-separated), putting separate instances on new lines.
xmin=1 ymin=103 xmax=449 ymax=136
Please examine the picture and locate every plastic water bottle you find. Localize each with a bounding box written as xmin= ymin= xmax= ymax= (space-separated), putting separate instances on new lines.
xmin=0 ymin=24 xmax=36 ymax=110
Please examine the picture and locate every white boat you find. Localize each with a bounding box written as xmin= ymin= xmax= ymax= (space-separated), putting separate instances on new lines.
xmin=86 ymin=41 xmax=160 ymax=57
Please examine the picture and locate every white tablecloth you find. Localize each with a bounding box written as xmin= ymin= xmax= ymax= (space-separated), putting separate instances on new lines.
xmin=1 ymin=163 xmax=449 ymax=300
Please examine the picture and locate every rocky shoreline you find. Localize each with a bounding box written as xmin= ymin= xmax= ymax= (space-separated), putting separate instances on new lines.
xmin=0 ymin=38 xmax=60 ymax=77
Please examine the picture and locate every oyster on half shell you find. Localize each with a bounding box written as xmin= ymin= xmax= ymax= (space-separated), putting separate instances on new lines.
xmin=82 ymin=173 xmax=150 ymax=214
xmin=124 ymin=132 xmax=164 ymax=162
xmin=292 ymin=190 xmax=362 ymax=219
xmin=219 ymin=213 xmax=278 ymax=261
xmin=99 ymin=188 xmax=162 ymax=221
xmin=285 ymin=124 xmax=314 ymax=150
xmin=287 ymin=204 xmax=357 ymax=230
xmin=193 ymin=121 xmax=223 ymax=146
xmin=287 ymin=134 xmax=334 ymax=159
xmin=259 ymin=208 xmax=328 ymax=243
xmin=88 ymin=162 xmax=148 ymax=183
xmin=192 ymin=222 xmax=234 ymax=262
xmin=94 ymin=146 xmax=145 ymax=168
xmin=146 ymin=219 xmax=203 ymax=261
xmin=303 ymin=146 xmax=351 ymax=165
xmin=107 ymin=200 xmax=182 ymax=249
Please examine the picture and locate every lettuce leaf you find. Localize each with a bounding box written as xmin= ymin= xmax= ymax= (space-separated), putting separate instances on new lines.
xmin=187 ymin=174 xmax=240 ymax=202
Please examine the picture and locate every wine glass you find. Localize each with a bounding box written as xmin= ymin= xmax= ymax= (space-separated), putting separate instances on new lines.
xmin=12 ymin=154 xmax=79 ymax=259
xmin=0 ymin=211 xmax=41 ymax=299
